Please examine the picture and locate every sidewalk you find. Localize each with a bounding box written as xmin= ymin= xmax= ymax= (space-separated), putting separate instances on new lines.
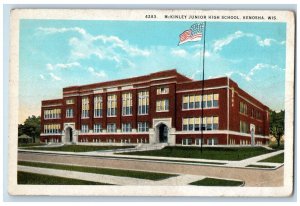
xmin=226 ymin=150 xmax=284 ymax=167
xmin=18 ymin=165 xmax=204 ymax=186
xmin=19 ymin=148 xmax=284 ymax=169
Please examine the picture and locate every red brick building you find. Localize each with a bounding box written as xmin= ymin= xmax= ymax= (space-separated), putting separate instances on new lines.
xmin=40 ymin=69 xmax=270 ymax=146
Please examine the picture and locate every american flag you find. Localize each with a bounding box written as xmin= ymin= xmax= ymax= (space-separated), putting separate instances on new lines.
xmin=178 ymin=23 xmax=204 ymax=45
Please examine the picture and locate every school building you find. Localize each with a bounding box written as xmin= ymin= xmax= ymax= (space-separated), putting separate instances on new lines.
xmin=40 ymin=69 xmax=270 ymax=146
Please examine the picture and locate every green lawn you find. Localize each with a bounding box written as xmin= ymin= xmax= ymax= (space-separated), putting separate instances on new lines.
xmin=18 ymin=161 xmax=176 ymax=180
xmin=259 ymin=153 xmax=284 ymax=163
xmin=22 ymin=145 xmax=134 ymax=152
xmin=120 ymin=146 xmax=274 ymax=161
xmin=18 ymin=143 xmax=46 ymax=148
xmin=18 ymin=171 xmax=110 ymax=185
xmin=189 ymin=178 xmax=244 ymax=186
xmin=269 ymin=144 xmax=284 ymax=150
xmin=245 ymin=164 xmax=276 ymax=169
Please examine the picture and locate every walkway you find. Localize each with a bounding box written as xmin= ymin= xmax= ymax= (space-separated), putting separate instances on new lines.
xmin=226 ymin=150 xmax=284 ymax=167
xmin=18 ymin=151 xmax=284 ymax=186
xmin=18 ymin=165 xmax=205 ymax=186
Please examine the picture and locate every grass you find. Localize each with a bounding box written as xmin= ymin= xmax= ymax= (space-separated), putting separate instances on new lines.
xmin=189 ymin=178 xmax=244 ymax=186
xmin=120 ymin=146 xmax=274 ymax=161
xmin=18 ymin=143 xmax=45 ymax=148
xmin=269 ymin=144 xmax=284 ymax=150
xmin=245 ymin=164 xmax=276 ymax=169
xmin=18 ymin=171 xmax=111 ymax=185
xmin=259 ymin=153 xmax=284 ymax=163
xmin=22 ymin=145 xmax=135 ymax=152
xmin=18 ymin=161 xmax=176 ymax=180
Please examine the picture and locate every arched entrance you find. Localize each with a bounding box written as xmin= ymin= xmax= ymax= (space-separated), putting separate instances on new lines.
xmin=65 ymin=127 xmax=73 ymax=142
xmin=158 ymin=124 xmax=168 ymax=143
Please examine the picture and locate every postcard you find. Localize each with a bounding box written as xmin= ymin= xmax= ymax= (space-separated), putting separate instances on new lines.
xmin=8 ymin=9 xmax=295 ymax=196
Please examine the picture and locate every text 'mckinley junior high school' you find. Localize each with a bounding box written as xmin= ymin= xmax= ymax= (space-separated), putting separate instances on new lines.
xmin=40 ymin=69 xmax=270 ymax=146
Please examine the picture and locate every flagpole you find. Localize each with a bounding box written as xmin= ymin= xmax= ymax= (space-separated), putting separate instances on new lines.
xmin=200 ymin=21 xmax=206 ymax=153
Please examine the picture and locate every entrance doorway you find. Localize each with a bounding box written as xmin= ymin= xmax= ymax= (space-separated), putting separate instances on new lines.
xmin=158 ymin=124 xmax=168 ymax=143
xmin=65 ymin=127 xmax=73 ymax=142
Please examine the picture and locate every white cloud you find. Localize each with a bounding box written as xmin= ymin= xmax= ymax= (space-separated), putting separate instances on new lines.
xmin=87 ymin=67 xmax=107 ymax=78
xmin=213 ymin=31 xmax=285 ymax=52
xmin=46 ymin=63 xmax=54 ymax=71
xmin=257 ymin=38 xmax=273 ymax=47
xmin=213 ymin=31 xmax=245 ymax=52
xmin=46 ymin=62 xmax=81 ymax=70
xmin=40 ymin=74 xmax=45 ymax=80
xmin=37 ymin=27 xmax=150 ymax=69
xmin=49 ymin=73 xmax=61 ymax=81
xmin=171 ymin=49 xmax=188 ymax=58
xmin=231 ymin=63 xmax=284 ymax=82
xmin=37 ymin=27 xmax=87 ymax=35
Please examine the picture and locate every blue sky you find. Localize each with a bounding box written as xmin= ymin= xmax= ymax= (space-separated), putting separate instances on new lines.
xmin=19 ymin=20 xmax=286 ymax=123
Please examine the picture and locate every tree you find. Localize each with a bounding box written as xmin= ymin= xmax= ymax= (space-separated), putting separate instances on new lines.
xmin=269 ymin=110 xmax=284 ymax=147
xmin=18 ymin=115 xmax=41 ymax=143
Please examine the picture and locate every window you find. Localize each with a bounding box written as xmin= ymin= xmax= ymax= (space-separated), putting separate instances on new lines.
xmin=157 ymin=87 xmax=169 ymax=95
xmin=66 ymin=99 xmax=74 ymax=104
xmin=182 ymin=94 xmax=219 ymax=110
xmin=44 ymin=109 xmax=61 ymax=119
xmin=207 ymin=138 xmax=218 ymax=145
xmin=66 ymin=108 xmax=74 ymax=118
xmin=207 ymin=94 xmax=213 ymax=108
xmin=107 ymin=94 xmax=117 ymax=117
xmin=107 ymin=123 xmax=116 ymax=133
xmin=138 ymin=122 xmax=149 ymax=132
xmin=239 ymin=102 xmax=248 ymax=115
xmin=195 ymin=138 xmax=202 ymax=146
xmin=122 ymin=93 xmax=132 ymax=116
xmin=240 ymin=121 xmax=248 ymax=133
xmin=94 ymin=95 xmax=103 ymax=117
xmin=81 ymin=124 xmax=89 ymax=133
xmin=93 ymin=124 xmax=102 ymax=133
xmin=213 ymin=94 xmax=219 ymax=107
xmin=183 ymin=117 xmax=219 ymax=131
xmin=122 ymin=123 xmax=132 ymax=132
xmin=213 ymin=117 xmax=219 ymax=130
xmin=81 ymin=97 xmax=89 ymax=118
xmin=182 ymin=138 xmax=192 ymax=145
xmin=44 ymin=124 xmax=61 ymax=134
xmin=156 ymin=99 xmax=169 ymax=112
xmin=138 ymin=91 xmax=149 ymax=115
xmin=206 ymin=117 xmax=212 ymax=130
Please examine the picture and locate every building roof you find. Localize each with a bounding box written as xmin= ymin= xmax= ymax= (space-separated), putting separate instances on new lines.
xmin=63 ymin=69 xmax=192 ymax=93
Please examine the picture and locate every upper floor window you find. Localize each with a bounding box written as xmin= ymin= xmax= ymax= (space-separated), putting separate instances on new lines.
xmin=122 ymin=123 xmax=132 ymax=133
xmin=44 ymin=124 xmax=61 ymax=134
xmin=66 ymin=108 xmax=74 ymax=118
xmin=182 ymin=116 xmax=219 ymax=131
xmin=107 ymin=94 xmax=117 ymax=117
xmin=94 ymin=95 xmax=103 ymax=117
xmin=156 ymin=99 xmax=169 ymax=112
xmin=157 ymin=87 xmax=169 ymax=95
xmin=138 ymin=122 xmax=149 ymax=132
xmin=107 ymin=123 xmax=116 ymax=133
xmin=81 ymin=124 xmax=89 ymax=133
xmin=93 ymin=124 xmax=102 ymax=133
xmin=122 ymin=93 xmax=132 ymax=116
xmin=66 ymin=99 xmax=74 ymax=104
xmin=182 ymin=93 xmax=219 ymax=110
xmin=138 ymin=91 xmax=149 ymax=115
xmin=81 ymin=97 xmax=89 ymax=118
xmin=44 ymin=109 xmax=61 ymax=119
xmin=240 ymin=102 xmax=248 ymax=115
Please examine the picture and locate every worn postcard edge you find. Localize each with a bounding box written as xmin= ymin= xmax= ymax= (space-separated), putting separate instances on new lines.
xmin=8 ymin=9 xmax=295 ymax=197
